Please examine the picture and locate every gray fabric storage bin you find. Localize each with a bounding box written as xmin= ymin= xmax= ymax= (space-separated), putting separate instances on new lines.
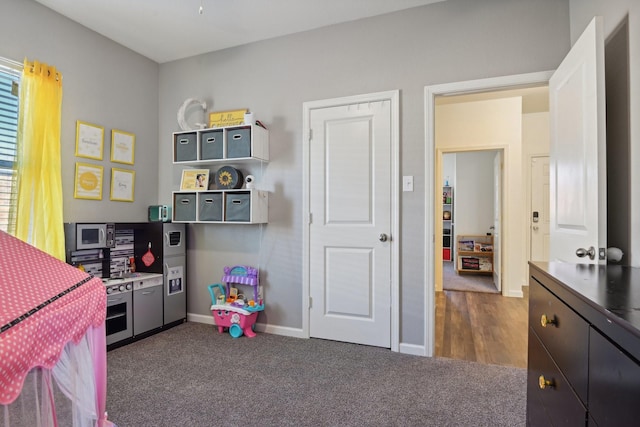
xmin=226 ymin=128 xmax=251 ymax=158
xmin=174 ymin=132 xmax=197 ymax=162
xmin=198 ymin=193 xmax=223 ymax=221
xmin=173 ymin=193 xmax=197 ymax=221
xmin=200 ymin=129 xmax=223 ymax=160
xmin=225 ymin=192 xmax=251 ymax=222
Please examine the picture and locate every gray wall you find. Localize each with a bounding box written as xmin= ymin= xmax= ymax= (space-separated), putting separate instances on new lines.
xmin=0 ymin=0 xmax=159 ymax=223
xmin=158 ymin=0 xmax=571 ymax=346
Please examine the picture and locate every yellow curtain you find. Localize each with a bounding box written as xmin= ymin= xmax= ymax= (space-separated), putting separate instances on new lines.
xmin=12 ymin=59 xmax=64 ymax=260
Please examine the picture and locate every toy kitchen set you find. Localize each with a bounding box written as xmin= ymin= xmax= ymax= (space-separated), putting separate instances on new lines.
xmin=64 ymin=222 xmax=186 ymax=349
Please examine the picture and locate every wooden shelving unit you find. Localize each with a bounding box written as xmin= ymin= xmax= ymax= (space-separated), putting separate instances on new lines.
xmin=456 ymin=234 xmax=493 ymax=274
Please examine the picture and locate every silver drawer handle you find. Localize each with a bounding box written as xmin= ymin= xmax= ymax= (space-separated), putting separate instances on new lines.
xmin=179 ymin=138 xmax=189 ymax=144
xmin=180 ymin=199 xmax=190 ymax=205
xmin=206 ymin=137 xmax=216 ymax=143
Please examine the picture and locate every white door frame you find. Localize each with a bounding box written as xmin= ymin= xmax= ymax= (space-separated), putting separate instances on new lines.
xmin=302 ymin=90 xmax=400 ymax=352
xmin=424 ymin=72 xmax=553 ymax=357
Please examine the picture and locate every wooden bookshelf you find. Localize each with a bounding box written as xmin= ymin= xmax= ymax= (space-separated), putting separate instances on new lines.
xmin=456 ymin=235 xmax=493 ymax=274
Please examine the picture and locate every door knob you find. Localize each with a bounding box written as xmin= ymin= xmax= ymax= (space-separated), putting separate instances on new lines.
xmin=576 ymin=246 xmax=596 ymax=260
xmin=379 ymin=233 xmax=388 ymax=242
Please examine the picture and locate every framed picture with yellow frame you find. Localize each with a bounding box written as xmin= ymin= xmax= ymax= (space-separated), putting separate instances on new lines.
xmin=110 ymin=167 xmax=135 ymax=202
xmin=75 ymin=120 xmax=104 ymax=160
xmin=111 ymin=129 xmax=135 ymax=165
xmin=74 ymin=162 xmax=103 ymax=200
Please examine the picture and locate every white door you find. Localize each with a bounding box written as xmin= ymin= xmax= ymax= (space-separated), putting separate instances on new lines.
xmin=493 ymin=151 xmax=501 ymax=292
xmin=531 ymin=156 xmax=550 ymax=261
xmin=309 ymin=100 xmax=392 ymax=348
xmin=549 ymin=16 xmax=606 ymax=263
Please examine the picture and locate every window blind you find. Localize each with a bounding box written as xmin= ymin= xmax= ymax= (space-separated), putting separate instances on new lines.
xmin=0 ymin=64 xmax=20 ymax=233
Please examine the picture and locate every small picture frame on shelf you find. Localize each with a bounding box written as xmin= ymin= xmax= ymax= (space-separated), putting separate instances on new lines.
xmin=180 ymin=169 xmax=210 ymax=191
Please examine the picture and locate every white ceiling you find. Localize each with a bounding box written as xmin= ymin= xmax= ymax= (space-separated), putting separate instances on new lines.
xmin=34 ymin=0 xmax=446 ymax=63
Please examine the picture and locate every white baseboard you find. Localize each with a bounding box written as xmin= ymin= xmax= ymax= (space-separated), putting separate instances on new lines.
xmin=505 ymin=288 xmax=524 ymax=298
xmin=188 ymin=312 xmax=430 ymax=353
xmin=399 ymin=342 xmax=427 ymax=357
xmin=255 ymin=323 xmax=306 ymax=339
xmin=187 ymin=312 xmax=306 ymax=339
xmin=187 ymin=313 xmax=215 ymax=325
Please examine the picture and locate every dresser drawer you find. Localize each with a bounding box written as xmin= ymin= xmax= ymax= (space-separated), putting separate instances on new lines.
xmin=528 ymin=329 xmax=587 ymax=426
xmin=529 ymin=278 xmax=589 ymax=403
xmin=589 ymin=328 xmax=640 ymax=426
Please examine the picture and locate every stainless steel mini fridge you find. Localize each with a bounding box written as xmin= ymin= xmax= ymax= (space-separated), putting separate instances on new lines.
xmin=133 ymin=222 xmax=186 ymax=326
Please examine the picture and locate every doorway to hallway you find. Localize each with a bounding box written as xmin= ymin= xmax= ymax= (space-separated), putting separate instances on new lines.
xmin=424 ymin=72 xmax=550 ymax=358
xmin=440 ymin=150 xmax=502 ymax=295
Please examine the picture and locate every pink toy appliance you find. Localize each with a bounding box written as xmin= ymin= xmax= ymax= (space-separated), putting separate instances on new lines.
xmin=207 ymin=265 xmax=264 ymax=338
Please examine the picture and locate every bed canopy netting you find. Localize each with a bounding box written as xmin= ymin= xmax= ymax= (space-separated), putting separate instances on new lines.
xmin=0 ymin=230 xmax=114 ymax=427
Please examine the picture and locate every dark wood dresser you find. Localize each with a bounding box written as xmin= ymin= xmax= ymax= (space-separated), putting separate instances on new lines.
xmin=528 ymin=262 xmax=640 ymax=426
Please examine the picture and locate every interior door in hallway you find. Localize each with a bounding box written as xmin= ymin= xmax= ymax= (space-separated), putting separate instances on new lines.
xmin=530 ymin=156 xmax=550 ymax=261
xmin=309 ymin=100 xmax=392 ymax=348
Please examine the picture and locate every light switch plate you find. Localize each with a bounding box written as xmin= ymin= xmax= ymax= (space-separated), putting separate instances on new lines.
xmin=403 ymin=176 xmax=414 ymax=192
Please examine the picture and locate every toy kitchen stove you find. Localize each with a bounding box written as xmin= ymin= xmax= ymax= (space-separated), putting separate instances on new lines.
xmin=104 ymin=278 xmax=133 ymax=346
xmin=103 ymin=273 xmax=164 ymax=347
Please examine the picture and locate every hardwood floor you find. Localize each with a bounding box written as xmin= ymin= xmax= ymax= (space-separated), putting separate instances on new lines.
xmin=435 ymin=287 xmax=529 ymax=368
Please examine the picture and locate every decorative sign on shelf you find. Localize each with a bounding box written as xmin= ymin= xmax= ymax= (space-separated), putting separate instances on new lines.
xmin=208 ymin=109 xmax=248 ymax=128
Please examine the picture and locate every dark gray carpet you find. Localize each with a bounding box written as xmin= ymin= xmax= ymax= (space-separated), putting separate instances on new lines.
xmin=443 ymin=261 xmax=499 ymax=293
xmin=107 ymin=322 xmax=525 ymax=426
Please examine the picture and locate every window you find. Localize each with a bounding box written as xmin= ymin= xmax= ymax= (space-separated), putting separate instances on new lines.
xmin=0 ymin=63 xmax=20 ymax=233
